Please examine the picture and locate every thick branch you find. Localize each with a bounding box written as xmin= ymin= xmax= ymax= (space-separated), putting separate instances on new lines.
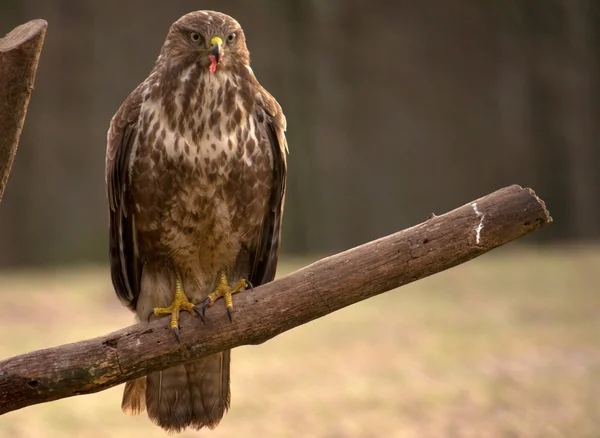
xmin=0 ymin=19 xmax=47 ymax=202
xmin=0 ymin=185 xmax=551 ymax=414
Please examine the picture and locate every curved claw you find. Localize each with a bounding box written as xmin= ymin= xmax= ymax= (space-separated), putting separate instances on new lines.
xmin=173 ymin=326 xmax=180 ymax=343
xmin=201 ymin=297 xmax=212 ymax=320
xmin=147 ymin=310 xmax=155 ymax=323
xmin=193 ymin=305 xmax=206 ymax=324
xmin=246 ymin=280 xmax=254 ymax=291
xmin=226 ymin=306 xmax=233 ymax=322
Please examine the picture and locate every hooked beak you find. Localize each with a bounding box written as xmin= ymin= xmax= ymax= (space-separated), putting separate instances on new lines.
xmin=210 ymin=36 xmax=223 ymax=64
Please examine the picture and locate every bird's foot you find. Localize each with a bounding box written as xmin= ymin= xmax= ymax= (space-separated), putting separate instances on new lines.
xmin=148 ymin=275 xmax=203 ymax=342
xmin=201 ymin=271 xmax=250 ymax=322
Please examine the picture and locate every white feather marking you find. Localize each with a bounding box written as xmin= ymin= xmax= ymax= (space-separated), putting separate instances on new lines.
xmin=157 ymin=370 xmax=162 ymax=410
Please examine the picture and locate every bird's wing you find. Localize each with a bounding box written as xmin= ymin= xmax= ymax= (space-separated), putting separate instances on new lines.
xmin=247 ymin=91 xmax=288 ymax=286
xmin=106 ymin=86 xmax=143 ymax=310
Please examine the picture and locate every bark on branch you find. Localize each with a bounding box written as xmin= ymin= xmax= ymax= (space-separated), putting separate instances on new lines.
xmin=0 ymin=185 xmax=551 ymax=414
xmin=0 ymin=19 xmax=47 ymax=203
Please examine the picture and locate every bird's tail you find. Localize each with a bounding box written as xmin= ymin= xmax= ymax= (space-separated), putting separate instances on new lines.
xmin=122 ymin=350 xmax=231 ymax=433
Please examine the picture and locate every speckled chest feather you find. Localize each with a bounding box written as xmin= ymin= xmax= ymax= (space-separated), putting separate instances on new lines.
xmin=130 ymin=65 xmax=274 ymax=273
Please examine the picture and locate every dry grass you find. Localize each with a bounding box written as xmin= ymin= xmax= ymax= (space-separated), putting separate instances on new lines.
xmin=1 ymin=245 xmax=599 ymax=437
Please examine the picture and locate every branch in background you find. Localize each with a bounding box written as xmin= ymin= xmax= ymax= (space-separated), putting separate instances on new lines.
xmin=0 ymin=185 xmax=551 ymax=414
xmin=0 ymin=19 xmax=47 ymax=203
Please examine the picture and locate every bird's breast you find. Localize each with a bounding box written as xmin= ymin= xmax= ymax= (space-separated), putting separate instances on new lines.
xmin=131 ymin=88 xmax=273 ymax=266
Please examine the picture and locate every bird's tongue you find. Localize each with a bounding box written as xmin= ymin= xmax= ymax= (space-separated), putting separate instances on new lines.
xmin=209 ymin=55 xmax=218 ymax=74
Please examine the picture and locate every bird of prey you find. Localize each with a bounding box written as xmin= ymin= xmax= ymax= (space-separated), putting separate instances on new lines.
xmin=105 ymin=10 xmax=287 ymax=432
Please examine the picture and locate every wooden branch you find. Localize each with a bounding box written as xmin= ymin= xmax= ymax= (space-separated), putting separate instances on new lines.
xmin=0 ymin=185 xmax=551 ymax=414
xmin=0 ymin=19 xmax=47 ymax=203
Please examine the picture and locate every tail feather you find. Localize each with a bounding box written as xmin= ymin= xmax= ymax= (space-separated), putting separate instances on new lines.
xmin=146 ymin=365 xmax=193 ymax=433
xmin=121 ymin=377 xmax=146 ymax=416
xmin=188 ymin=350 xmax=231 ymax=429
xmin=121 ymin=351 xmax=231 ymax=433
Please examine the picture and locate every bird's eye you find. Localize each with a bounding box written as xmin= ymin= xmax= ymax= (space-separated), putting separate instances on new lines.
xmin=190 ymin=32 xmax=201 ymax=43
xmin=227 ymin=33 xmax=236 ymax=44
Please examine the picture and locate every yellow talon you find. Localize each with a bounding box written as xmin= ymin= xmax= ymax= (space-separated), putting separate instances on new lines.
xmin=202 ymin=270 xmax=248 ymax=322
xmin=150 ymin=275 xmax=201 ymax=341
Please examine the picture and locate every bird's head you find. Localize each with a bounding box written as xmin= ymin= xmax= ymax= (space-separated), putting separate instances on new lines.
xmin=160 ymin=10 xmax=250 ymax=74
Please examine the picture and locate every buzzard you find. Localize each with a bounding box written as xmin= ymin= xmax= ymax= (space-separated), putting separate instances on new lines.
xmin=105 ymin=10 xmax=287 ymax=432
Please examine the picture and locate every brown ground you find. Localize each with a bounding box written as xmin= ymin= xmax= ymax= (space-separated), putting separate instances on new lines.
xmin=1 ymin=246 xmax=599 ymax=437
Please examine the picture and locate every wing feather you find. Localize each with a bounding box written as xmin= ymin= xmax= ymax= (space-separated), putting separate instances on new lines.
xmin=106 ymin=87 xmax=143 ymax=309
xmin=247 ymin=93 xmax=288 ymax=286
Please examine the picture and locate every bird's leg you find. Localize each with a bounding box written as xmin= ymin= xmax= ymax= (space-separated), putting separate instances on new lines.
xmin=201 ymin=270 xmax=249 ymax=322
xmin=149 ymin=274 xmax=203 ymax=342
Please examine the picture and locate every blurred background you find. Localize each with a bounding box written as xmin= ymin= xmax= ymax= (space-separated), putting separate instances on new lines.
xmin=0 ymin=1 xmax=599 ymax=437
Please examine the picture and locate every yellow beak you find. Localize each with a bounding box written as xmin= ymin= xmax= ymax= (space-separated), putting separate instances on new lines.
xmin=210 ymin=36 xmax=223 ymax=47
xmin=209 ymin=36 xmax=223 ymax=63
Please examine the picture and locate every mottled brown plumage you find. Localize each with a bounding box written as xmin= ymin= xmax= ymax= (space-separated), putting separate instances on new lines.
xmin=105 ymin=10 xmax=287 ymax=433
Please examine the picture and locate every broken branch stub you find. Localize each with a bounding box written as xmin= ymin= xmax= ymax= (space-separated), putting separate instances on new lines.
xmin=0 ymin=19 xmax=47 ymax=202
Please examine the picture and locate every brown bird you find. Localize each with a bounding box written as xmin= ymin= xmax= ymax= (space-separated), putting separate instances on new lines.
xmin=105 ymin=10 xmax=287 ymax=432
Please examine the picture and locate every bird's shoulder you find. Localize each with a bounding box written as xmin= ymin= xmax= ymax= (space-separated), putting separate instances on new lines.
xmin=240 ymin=66 xmax=287 ymax=153
xmin=106 ymin=84 xmax=144 ymax=168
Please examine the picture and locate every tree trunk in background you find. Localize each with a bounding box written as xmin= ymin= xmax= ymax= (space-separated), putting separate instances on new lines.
xmin=494 ymin=11 xmax=535 ymax=188
xmin=562 ymin=0 xmax=600 ymax=238
xmin=309 ymin=0 xmax=353 ymax=252
xmin=275 ymin=0 xmax=318 ymax=254
xmin=527 ymin=3 xmax=572 ymax=240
